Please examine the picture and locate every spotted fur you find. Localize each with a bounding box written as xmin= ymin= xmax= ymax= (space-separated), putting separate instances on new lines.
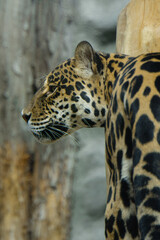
xmin=22 ymin=41 xmax=160 ymax=240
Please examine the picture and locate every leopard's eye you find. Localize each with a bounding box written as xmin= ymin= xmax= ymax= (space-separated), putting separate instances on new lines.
xmin=48 ymin=85 xmax=57 ymax=93
xmin=44 ymin=85 xmax=57 ymax=97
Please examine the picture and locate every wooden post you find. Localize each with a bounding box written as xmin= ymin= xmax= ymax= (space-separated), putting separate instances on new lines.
xmin=116 ymin=0 xmax=160 ymax=56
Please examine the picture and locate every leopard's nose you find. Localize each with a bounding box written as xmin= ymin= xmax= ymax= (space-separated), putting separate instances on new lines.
xmin=21 ymin=110 xmax=32 ymax=123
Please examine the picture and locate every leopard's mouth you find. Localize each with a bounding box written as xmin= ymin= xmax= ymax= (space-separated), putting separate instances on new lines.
xmin=31 ymin=123 xmax=69 ymax=143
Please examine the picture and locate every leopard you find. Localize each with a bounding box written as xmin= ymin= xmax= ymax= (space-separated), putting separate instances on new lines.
xmin=22 ymin=41 xmax=160 ymax=240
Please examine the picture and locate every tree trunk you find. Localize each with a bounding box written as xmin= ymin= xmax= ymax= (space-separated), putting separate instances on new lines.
xmin=0 ymin=1 xmax=76 ymax=239
xmin=116 ymin=0 xmax=160 ymax=56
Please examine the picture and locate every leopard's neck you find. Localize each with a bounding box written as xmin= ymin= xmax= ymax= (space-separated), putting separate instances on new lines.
xmin=100 ymin=53 xmax=134 ymax=106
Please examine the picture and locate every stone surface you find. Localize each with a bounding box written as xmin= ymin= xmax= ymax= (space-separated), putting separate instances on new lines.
xmin=71 ymin=129 xmax=106 ymax=240
xmin=0 ymin=1 xmax=76 ymax=239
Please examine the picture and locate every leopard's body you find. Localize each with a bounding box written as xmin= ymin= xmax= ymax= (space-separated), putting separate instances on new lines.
xmin=22 ymin=41 xmax=160 ymax=240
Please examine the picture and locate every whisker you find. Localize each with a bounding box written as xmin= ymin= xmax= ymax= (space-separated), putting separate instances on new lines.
xmin=47 ymin=126 xmax=70 ymax=139
xmin=50 ymin=123 xmax=83 ymax=132
xmin=47 ymin=125 xmax=79 ymax=145
xmin=45 ymin=130 xmax=53 ymax=140
xmin=30 ymin=126 xmax=46 ymax=132
xmin=47 ymin=127 xmax=63 ymax=139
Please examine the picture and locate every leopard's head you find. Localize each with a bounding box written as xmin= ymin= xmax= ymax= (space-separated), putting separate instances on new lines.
xmin=22 ymin=41 xmax=107 ymax=143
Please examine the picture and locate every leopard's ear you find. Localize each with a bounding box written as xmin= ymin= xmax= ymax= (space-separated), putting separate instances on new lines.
xmin=75 ymin=41 xmax=94 ymax=70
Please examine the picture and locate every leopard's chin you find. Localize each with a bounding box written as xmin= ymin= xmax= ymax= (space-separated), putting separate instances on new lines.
xmin=31 ymin=123 xmax=69 ymax=143
xmin=31 ymin=132 xmax=55 ymax=144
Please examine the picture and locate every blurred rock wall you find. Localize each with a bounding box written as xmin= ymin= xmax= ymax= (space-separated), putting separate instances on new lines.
xmin=0 ymin=1 xmax=76 ymax=239
xmin=0 ymin=1 xmax=130 ymax=239
xmin=71 ymin=1 xmax=130 ymax=240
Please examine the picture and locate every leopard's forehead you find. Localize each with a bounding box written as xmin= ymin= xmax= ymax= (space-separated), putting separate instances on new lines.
xmin=45 ymin=58 xmax=77 ymax=86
